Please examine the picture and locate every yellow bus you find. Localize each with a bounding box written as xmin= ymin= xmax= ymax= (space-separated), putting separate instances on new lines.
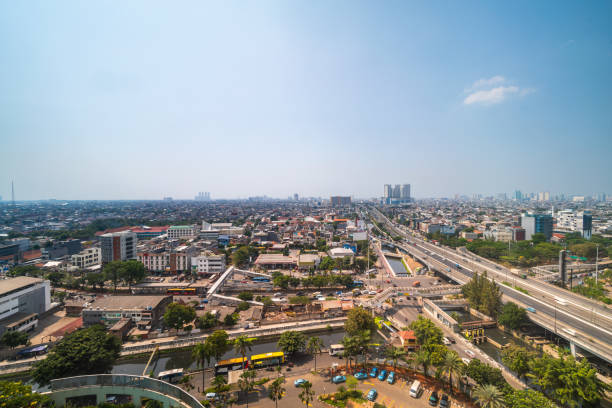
xmin=250 ymin=352 xmax=284 ymax=368
xmin=214 ymin=357 xmax=248 ymax=375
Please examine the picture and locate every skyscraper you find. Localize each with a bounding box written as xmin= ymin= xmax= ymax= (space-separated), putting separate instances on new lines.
xmin=401 ymin=184 xmax=411 ymax=200
xmin=521 ymin=213 xmax=553 ymax=241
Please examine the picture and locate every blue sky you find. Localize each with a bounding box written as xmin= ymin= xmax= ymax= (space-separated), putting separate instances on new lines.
xmin=1 ymin=1 xmax=611 ymax=200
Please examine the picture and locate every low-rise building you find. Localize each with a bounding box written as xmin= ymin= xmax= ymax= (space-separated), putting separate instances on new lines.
xmin=71 ymin=247 xmax=101 ymax=268
xmin=82 ymin=295 xmax=172 ymax=329
xmin=191 ymin=251 xmax=226 ymax=275
xmin=167 ymin=225 xmax=198 ymax=240
xmin=0 ymin=277 xmax=50 ymax=335
xmin=254 ymin=254 xmax=297 ymax=270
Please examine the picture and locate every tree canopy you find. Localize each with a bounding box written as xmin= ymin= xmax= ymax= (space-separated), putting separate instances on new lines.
xmin=0 ymin=331 xmax=29 ymax=349
xmin=498 ymin=302 xmax=528 ymax=330
xmin=409 ymin=316 xmax=443 ymax=346
xmin=0 ymin=381 xmax=52 ymax=408
xmin=32 ymin=325 xmax=121 ymax=385
xmin=345 ymin=307 xmax=377 ymax=336
xmin=461 ymin=272 xmax=502 ymax=317
xmin=277 ymin=330 xmax=306 ymax=356
xmin=163 ymin=303 xmax=196 ymax=330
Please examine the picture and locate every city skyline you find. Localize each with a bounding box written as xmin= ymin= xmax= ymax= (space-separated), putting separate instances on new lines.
xmin=2 ymin=1 xmax=611 ymax=200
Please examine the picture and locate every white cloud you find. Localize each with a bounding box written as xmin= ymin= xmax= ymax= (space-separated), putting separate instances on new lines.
xmin=463 ymin=86 xmax=519 ymax=105
xmin=467 ymin=75 xmax=506 ymax=92
xmin=463 ymin=76 xmax=534 ymax=106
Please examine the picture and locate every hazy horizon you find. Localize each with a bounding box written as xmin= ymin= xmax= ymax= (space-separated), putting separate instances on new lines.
xmin=2 ymin=1 xmax=611 ymax=200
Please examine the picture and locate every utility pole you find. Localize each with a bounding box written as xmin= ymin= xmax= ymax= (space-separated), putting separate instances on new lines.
xmin=595 ymin=245 xmax=599 ymax=285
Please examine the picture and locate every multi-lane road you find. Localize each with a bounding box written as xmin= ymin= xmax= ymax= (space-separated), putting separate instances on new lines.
xmin=366 ymin=206 xmax=612 ymax=364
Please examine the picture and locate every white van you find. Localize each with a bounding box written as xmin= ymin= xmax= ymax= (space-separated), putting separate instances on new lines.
xmin=409 ymin=380 xmax=421 ymax=398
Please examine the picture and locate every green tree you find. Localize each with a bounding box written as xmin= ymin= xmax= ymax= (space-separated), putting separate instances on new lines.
xmin=501 ymin=345 xmax=535 ymax=379
xmin=409 ymin=316 xmax=443 ymax=345
xmin=504 ymin=389 xmax=557 ymax=408
xmin=232 ymin=246 xmax=250 ymax=267
xmin=298 ymin=381 xmax=315 ymax=407
xmin=237 ymin=369 xmax=256 ymax=408
xmin=473 ymin=384 xmax=505 ymax=408
xmin=466 ymin=359 xmax=508 ymax=391
xmin=193 ymin=342 xmax=213 ymax=391
xmin=306 ymin=336 xmax=324 ymax=371
xmin=234 ymin=335 xmax=254 ymax=367
xmin=237 ymin=301 xmax=250 ymax=311
xmin=385 ymin=346 xmax=406 ymax=371
xmin=531 ymin=233 xmax=547 ymax=244
xmin=211 ymin=375 xmax=231 ymax=406
xmin=205 ymin=330 xmax=231 ymax=367
xmin=32 ymin=325 xmax=121 ymax=385
xmin=223 ymin=313 xmax=238 ymax=326
xmin=498 ymin=303 xmax=528 ymax=331
xmin=103 ymin=260 xmax=124 ymax=292
xmin=461 ymin=272 xmax=502 ymax=317
xmin=0 ymin=381 xmax=52 ymax=408
xmin=341 ymin=335 xmax=361 ymax=371
xmin=238 ymin=292 xmax=254 ymax=301
xmin=345 ymin=307 xmax=377 ymax=336
xmin=197 ymin=312 xmax=219 ymax=330
xmin=413 ymin=348 xmax=433 ymax=377
xmin=437 ymin=350 xmax=463 ymax=395
xmin=0 ymin=331 xmax=30 ymax=349
xmin=277 ymin=331 xmax=306 ymax=357
xmin=121 ymin=259 xmax=146 ymax=290
xmin=86 ymin=271 xmax=106 ymax=291
xmin=268 ymin=377 xmax=285 ymax=408
xmin=163 ymin=303 xmax=196 ymax=330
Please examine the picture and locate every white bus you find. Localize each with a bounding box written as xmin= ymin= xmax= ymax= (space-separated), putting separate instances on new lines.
xmin=329 ymin=344 xmax=345 ymax=356
xmin=158 ymin=368 xmax=184 ymax=383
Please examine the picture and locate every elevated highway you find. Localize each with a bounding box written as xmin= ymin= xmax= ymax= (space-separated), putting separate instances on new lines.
xmin=368 ymin=206 xmax=612 ymax=363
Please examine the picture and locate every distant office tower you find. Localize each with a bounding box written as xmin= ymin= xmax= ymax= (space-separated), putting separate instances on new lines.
xmin=195 ymin=192 xmax=211 ymax=201
xmin=393 ymin=184 xmax=401 ymax=199
xmin=401 ymin=184 xmax=411 ymax=200
xmin=384 ymin=185 xmax=392 ymax=200
xmin=99 ymin=231 xmax=137 ymax=263
xmin=514 ymin=190 xmax=522 ymax=201
xmin=521 ymin=213 xmax=553 ymax=241
xmin=577 ymin=211 xmax=593 ymax=239
xmin=294 ymin=193 xmax=299 ymax=201
xmin=330 ymin=196 xmax=351 ymax=207
xmin=537 ymin=191 xmax=550 ymax=201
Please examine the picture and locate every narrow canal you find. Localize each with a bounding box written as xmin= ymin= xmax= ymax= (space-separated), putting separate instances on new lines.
xmin=385 ymin=256 xmax=408 ymax=276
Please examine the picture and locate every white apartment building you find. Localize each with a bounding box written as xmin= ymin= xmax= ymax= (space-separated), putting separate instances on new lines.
xmin=138 ymin=249 xmax=191 ymax=274
xmin=99 ymin=231 xmax=137 ymax=263
xmin=167 ymin=225 xmax=198 ymax=240
xmin=0 ymin=277 xmax=50 ymax=335
xmin=191 ymin=251 xmax=226 ymax=274
xmin=71 ymin=247 xmax=101 ymax=268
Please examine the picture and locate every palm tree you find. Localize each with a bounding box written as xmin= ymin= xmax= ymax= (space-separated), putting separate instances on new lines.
xmin=356 ymin=330 xmax=371 ymax=368
xmin=385 ymin=346 xmax=406 ymax=370
xmin=341 ymin=335 xmax=359 ymax=371
xmin=193 ymin=342 xmax=212 ymax=391
xmin=212 ymin=375 xmax=229 ymax=407
xmin=306 ymin=336 xmax=324 ymax=371
xmin=234 ymin=335 xmax=254 ymax=368
xmin=268 ymin=377 xmax=285 ymax=408
xmin=473 ymin=384 xmax=505 ymax=408
xmin=237 ymin=369 xmax=256 ymax=408
xmin=298 ymin=381 xmax=315 ymax=407
xmin=437 ymin=351 xmax=463 ymax=395
xmin=413 ymin=348 xmax=432 ymax=377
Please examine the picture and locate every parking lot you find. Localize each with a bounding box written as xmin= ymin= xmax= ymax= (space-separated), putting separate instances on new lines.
xmin=244 ymin=369 xmax=458 ymax=408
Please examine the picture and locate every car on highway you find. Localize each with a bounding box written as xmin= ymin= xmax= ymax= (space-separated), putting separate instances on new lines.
xmin=387 ymin=371 xmax=395 ymax=384
xmin=412 ymin=281 xmax=421 ymax=287
xmin=377 ymin=369 xmax=387 ymax=381
xmin=526 ymin=307 xmax=536 ymax=313
xmin=429 ymin=391 xmax=439 ymax=406
xmin=369 ymin=367 xmax=378 ymax=378
xmin=367 ymin=389 xmax=378 ymax=401
xmin=332 ymin=375 xmax=346 ymax=384
xmin=465 ymin=349 xmax=476 ymax=358
xmin=354 ymin=371 xmax=368 ymax=380
xmin=294 ymin=379 xmax=307 ymax=387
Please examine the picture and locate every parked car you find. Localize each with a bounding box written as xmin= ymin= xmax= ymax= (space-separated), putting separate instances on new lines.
xmin=440 ymin=394 xmax=449 ymax=408
xmin=387 ymin=371 xmax=395 ymax=384
xmin=377 ymin=369 xmax=387 ymax=381
xmin=294 ymin=379 xmax=307 ymax=387
xmin=367 ymin=389 xmax=378 ymax=401
xmin=462 ymin=358 xmax=471 ymax=365
xmin=332 ymin=375 xmax=346 ymax=384
xmin=429 ymin=391 xmax=439 ymax=406
xmin=526 ymin=307 xmax=536 ymax=313
xmin=205 ymin=393 xmax=219 ymax=401
xmin=354 ymin=372 xmax=368 ymax=380
xmin=369 ymin=367 xmax=378 ymax=378
xmin=445 ymin=336 xmax=455 ymax=344
xmin=442 ymin=337 xmax=450 ymax=345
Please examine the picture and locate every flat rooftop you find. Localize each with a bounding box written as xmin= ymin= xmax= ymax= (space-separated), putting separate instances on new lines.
xmin=0 ymin=276 xmax=45 ymax=297
xmin=84 ymin=295 xmax=170 ymax=311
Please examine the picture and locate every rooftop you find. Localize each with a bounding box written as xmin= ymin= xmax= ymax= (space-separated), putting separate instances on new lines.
xmin=84 ymin=295 xmax=170 ymax=310
xmin=0 ymin=276 xmax=45 ymax=297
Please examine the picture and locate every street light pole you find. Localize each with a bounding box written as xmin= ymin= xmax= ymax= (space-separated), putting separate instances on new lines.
xmin=595 ymin=245 xmax=599 ymax=286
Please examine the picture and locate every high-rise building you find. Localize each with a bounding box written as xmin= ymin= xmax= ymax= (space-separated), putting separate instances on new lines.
xmin=401 ymin=184 xmax=411 ymax=200
xmin=383 ymin=185 xmax=392 ymax=202
xmin=521 ymin=213 xmax=553 ymax=241
xmin=294 ymin=193 xmax=299 ymax=201
xmin=99 ymin=231 xmax=137 ymax=263
xmin=330 ymin=196 xmax=351 ymax=207
xmin=195 ymin=192 xmax=211 ymax=201
xmin=393 ymin=184 xmax=401 ymax=199
xmin=514 ymin=190 xmax=522 ymax=201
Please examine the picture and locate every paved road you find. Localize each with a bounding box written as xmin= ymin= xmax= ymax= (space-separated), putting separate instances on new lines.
xmin=367 ymin=206 xmax=612 ymax=364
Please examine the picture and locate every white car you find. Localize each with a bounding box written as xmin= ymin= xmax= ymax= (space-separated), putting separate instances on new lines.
xmin=465 ymin=349 xmax=476 ymax=358
xmin=462 ymin=358 xmax=471 ymax=365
